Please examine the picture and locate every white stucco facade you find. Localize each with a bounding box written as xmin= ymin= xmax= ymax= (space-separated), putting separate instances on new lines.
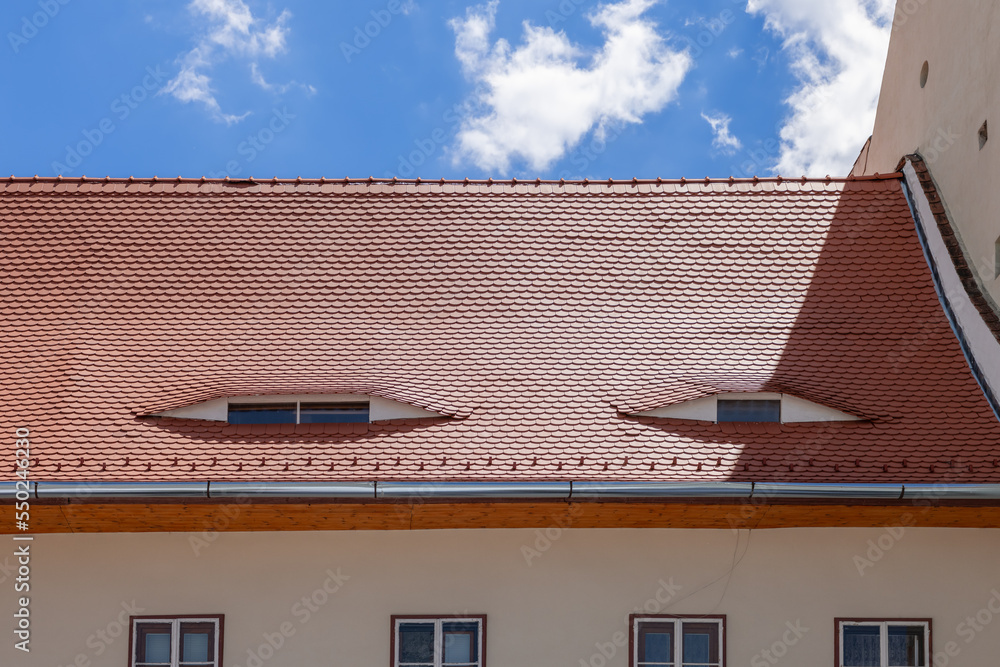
xmin=9 ymin=527 xmax=1000 ymax=667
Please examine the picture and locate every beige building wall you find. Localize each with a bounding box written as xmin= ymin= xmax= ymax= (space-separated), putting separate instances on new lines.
xmin=6 ymin=527 xmax=1000 ymax=667
xmin=860 ymin=0 xmax=1000 ymax=306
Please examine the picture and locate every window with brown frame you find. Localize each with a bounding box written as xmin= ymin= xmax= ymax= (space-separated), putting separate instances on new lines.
xmin=391 ymin=615 xmax=485 ymax=667
xmin=631 ymin=615 xmax=725 ymax=667
xmin=130 ymin=616 xmax=223 ymax=667
xmin=836 ymin=619 xmax=930 ymax=667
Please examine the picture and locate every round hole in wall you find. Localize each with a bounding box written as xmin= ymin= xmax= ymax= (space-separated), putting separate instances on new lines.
xmin=920 ymin=61 xmax=929 ymax=88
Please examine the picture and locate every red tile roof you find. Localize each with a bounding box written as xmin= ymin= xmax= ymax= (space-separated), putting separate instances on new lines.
xmin=2 ymin=175 xmax=998 ymax=484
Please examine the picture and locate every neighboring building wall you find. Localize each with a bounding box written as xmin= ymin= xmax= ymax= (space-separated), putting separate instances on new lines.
xmin=11 ymin=527 xmax=1000 ymax=667
xmin=860 ymin=0 xmax=1000 ymax=307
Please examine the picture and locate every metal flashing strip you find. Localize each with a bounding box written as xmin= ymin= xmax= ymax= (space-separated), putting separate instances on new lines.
xmin=752 ymin=483 xmax=904 ymax=500
xmin=901 ymin=159 xmax=1000 ymax=422
xmin=0 ymin=481 xmax=36 ymax=500
xmin=571 ymin=482 xmax=752 ymax=498
xmin=12 ymin=480 xmax=1000 ymax=502
xmin=902 ymin=484 xmax=1000 ymax=500
xmin=34 ymin=481 xmax=209 ymax=499
xmin=209 ymin=482 xmax=375 ymax=498
xmin=375 ymin=482 xmax=571 ymax=499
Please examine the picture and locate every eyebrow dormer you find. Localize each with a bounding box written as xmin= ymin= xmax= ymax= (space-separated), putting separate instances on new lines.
xmin=152 ymin=394 xmax=446 ymax=423
xmin=629 ymin=392 xmax=863 ymax=423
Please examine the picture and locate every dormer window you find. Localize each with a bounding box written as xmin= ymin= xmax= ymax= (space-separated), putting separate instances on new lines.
xmin=630 ymin=392 xmax=862 ymax=423
xmin=227 ymin=401 xmax=370 ymax=424
xmin=152 ymin=393 xmax=445 ymax=423
xmin=716 ymin=398 xmax=780 ymax=423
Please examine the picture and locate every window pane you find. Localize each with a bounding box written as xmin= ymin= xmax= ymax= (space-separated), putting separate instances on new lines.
xmin=181 ymin=631 xmax=211 ymax=662
xmin=639 ymin=623 xmax=674 ymax=665
xmin=717 ymin=399 xmax=780 ymax=422
xmin=682 ymin=622 xmax=719 ymax=666
xmin=228 ymin=403 xmax=296 ymax=424
xmin=444 ymin=633 xmax=472 ymax=663
xmin=643 ymin=633 xmax=673 ymax=663
xmin=399 ymin=623 xmax=435 ymax=663
xmin=843 ymin=626 xmax=881 ymax=667
xmin=144 ymin=633 xmax=171 ymax=663
xmin=299 ymin=402 xmax=369 ymax=424
xmin=888 ymin=626 xmax=925 ymax=666
xmin=443 ymin=622 xmax=479 ymax=665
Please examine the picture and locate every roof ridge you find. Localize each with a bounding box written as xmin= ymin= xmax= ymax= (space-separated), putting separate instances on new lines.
xmin=2 ymin=173 xmax=903 ymax=186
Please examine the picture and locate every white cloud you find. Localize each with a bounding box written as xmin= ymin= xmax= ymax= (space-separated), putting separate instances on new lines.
xmin=162 ymin=0 xmax=299 ymax=124
xmin=448 ymin=0 xmax=692 ymax=174
xmin=162 ymin=66 xmax=250 ymax=125
xmin=746 ymin=0 xmax=893 ymax=176
xmin=250 ymin=63 xmax=316 ymax=96
xmin=701 ymin=111 xmax=742 ymax=154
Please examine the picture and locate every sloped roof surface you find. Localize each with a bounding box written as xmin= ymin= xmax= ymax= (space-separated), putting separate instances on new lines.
xmin=2 ymin=175 xmax=998 ymax=483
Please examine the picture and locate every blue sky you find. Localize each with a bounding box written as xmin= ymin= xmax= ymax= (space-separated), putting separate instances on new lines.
xmin=1 ymin=0 xmax=894 ymax=180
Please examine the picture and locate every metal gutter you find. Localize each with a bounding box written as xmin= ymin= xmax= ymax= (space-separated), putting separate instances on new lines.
xmin=571 ymin=482 xmax=751 ymax=498
xmin=34 ymin=482 xmax=208 ymax=499
xmin=375 ymin=482 xmax=570 ymax=499
xmin=0 ymin=482 xmax=36 ymax=500
xmin=209 ymin=481 xmax=374 ymax=498
xmin=752 ymin=483 xmax=903 ymax=499
xmin=902 ymin=484 xmax=1000 ymax=500
xmin=9 ymin=480 xmax=1000 ymax=502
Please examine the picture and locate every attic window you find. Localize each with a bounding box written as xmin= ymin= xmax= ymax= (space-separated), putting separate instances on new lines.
xmin=716 ymin=399 xmax=780 ymax=422
xmin=228 ymin=400 xmax=370 ymax=424
xmin=630 ymin=392 xmax=862 ymax=423
xmin=153 ymin=393 xmax=446 ymax=422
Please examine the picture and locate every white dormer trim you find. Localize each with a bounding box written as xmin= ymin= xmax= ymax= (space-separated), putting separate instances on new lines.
xmin=631 ymin=392 xmax=862 ymax=423
xmin=154 ymin=394 xmax=446 ymax=422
